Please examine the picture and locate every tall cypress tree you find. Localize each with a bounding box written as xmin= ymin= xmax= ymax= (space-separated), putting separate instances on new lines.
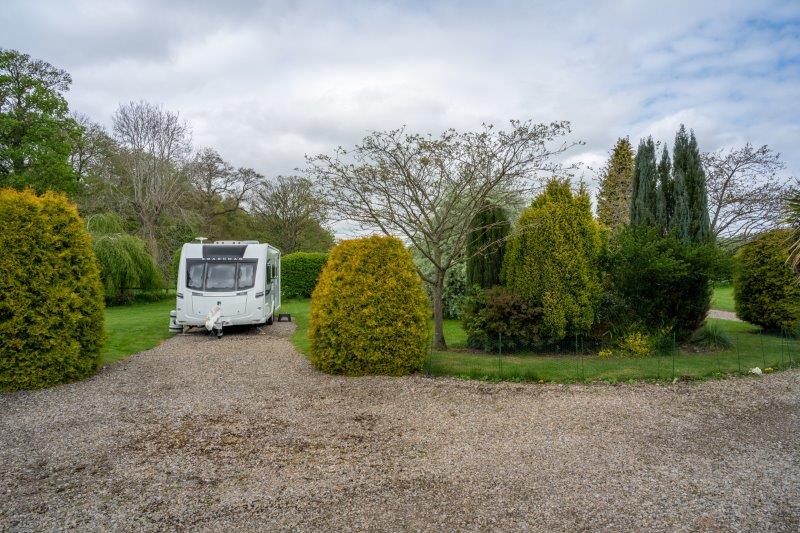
xmin=630 ymin=137 xmax=658 ymax=227
xmin=656 ymin=145 xmax=671 ymax=229
xmin=466 ymin=203 xmax=510 ymax=288
xmin=672 ymin=126 xmax=711 ymax=242
xmin=597 ymin=137 xmax=634 ymax=229
xmin=687 ymin=131 xmax=711 ymax=242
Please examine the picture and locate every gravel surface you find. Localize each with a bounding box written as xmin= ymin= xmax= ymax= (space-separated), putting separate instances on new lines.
xmin=1 ymin=322 xmax=798 ymax=531
xmin=708 ymin=309 xmax=741 ymax=321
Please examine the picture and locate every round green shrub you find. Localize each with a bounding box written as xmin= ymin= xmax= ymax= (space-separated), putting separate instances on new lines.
xmin=734 ymin=230 xmax=800 ymax=331
xmin=281 ymin=252 xmax=329 ymax=299
xmin=501 ymin=179 xmax=604 ymax=341
xmin=602 ymin=227 xmax=723 ymax=339
xmin=309 ymin=236 xmax=430 ymax=375
xmin=0 ymin=188 xmax=105 ymax=391
xmin=461 ymin=287 xmax=542 ymax=352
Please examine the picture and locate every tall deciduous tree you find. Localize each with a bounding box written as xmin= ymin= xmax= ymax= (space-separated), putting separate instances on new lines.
xmin=186 ymin=147 xmax=263 ymax=237
xmin=702 ymin=143 xmax=788 ymax=240
xmin=307 ymin=121 xmax=575 ymax=350
xmin=112 ymin=101 xmax=191 ymax=263
xmin=630 ymin=137 xmax=658 ymax=228
xmin=466 ymin=203 xmax=510 ymax=289
xmin=0 ymin=49 xmax=79 ymax=193
xmin=596 ymin=137 xmax=634 ymax=229
xmin=252 ymin=175 xmax=334 ymax=254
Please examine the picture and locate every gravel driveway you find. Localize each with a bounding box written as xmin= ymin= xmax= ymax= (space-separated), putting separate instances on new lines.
xmin=2 ymin=322 xmax=798 ymax=531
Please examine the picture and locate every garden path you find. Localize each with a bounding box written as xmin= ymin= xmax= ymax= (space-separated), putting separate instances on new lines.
xmin=1 ymin=323 xmax=798 ymax=530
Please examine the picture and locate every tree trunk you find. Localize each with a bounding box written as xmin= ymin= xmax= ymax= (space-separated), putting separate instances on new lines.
xmin=432 ymin=269 xmax=447 ymax=350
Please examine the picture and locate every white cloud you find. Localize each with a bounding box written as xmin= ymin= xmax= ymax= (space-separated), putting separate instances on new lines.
xmin=3 ymin=0 xmax=798 ymax=199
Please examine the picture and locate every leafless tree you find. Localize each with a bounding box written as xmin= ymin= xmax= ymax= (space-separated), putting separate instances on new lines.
xmin=702 ymin=143 xmax=789 ymax=242
xmin=112 ymin=101 xmax=191 ymax=261
xmin=252 ymin=175 xmax=332 ymax=254
xmin=307 ymin=120 xmax=576 ymax=349
xmin=187 ymin=147 xmax=263 ymax=225
xmin=69 ymin=113 xmax=115 ymax=184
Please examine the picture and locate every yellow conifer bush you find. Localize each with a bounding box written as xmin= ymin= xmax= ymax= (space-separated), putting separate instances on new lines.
xmin=309 ymin=236 xmax=430 ymax=375
xmin=0 ymin=189 xmax=105 ymax=391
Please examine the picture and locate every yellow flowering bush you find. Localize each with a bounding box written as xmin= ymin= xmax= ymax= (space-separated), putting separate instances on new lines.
xmin=308 ymin=236 xmax=430 ymax=375
xmin=617 ymin=332 xmax=652 ymax=358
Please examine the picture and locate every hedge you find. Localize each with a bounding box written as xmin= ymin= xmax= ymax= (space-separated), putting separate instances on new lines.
xmin=0 ymin=189 xmax=105 ymax=391
xmin=734 ymin=230 xmax=800 ymax=331
xmin=281 ymin=252 xmax=329 ymax=299
xmin=308 ymin=236 xmax=430 ymax=375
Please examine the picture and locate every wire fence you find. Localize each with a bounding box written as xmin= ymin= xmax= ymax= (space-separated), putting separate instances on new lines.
xmin=424 ymin=325 xmax=800 ymax=383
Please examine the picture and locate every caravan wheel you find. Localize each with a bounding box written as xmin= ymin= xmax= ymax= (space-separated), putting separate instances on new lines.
xmin=266 ymin=314 xmax=274 ymax=325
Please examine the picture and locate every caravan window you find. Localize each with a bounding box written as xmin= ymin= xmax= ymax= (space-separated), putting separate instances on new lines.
xmin=205 ymin=263 xmax=237 ymax=291
xmin=237 ymin=262 xmax=256 ymax=290
xmin=186 ymin=261 xmax=205 ymax=290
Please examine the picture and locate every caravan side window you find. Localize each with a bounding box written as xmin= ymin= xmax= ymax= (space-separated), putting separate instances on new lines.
xmin=186 ymin=261 xmax=205 ymax=290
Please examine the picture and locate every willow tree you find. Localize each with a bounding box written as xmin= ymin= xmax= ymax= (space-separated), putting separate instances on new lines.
xmin=87 ymin=213 xmax=163 ymax=303
xmin=307 ymin=121 xmax=575 ymax=349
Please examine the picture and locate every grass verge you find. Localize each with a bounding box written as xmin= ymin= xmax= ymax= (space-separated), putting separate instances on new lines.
xmin=284 ymin=299 xmax=798 ymax=383
xmin=102 ymin=299 xmax=175 ymax=365
xmin=712 ymin=283 xmax=735 ymax=312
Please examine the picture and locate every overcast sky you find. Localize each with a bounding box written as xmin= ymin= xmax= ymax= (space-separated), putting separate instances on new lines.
xmin=4 ymin=0 xmax=799 ymax=188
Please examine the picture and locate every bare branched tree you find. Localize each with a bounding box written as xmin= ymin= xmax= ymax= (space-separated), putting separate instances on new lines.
xmin=112 ymin=101 xmax=191 ymax=261
xmin=307 ymin=120 xmax=576 ymax=349
xmin=252 ymin=175 xmax=332 ymax=254
xmin=187 ymin=147 xmax=263 ymax=227
xmin=702 ymin=143 xmax=788 ymax=242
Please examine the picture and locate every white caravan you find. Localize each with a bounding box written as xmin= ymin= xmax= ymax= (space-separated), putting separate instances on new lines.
xmin=171 ymin=240 xmax=281 ymax=336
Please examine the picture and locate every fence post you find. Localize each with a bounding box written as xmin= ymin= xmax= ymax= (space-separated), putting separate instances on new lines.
xmin=671 ymin=331 xmax=676 ymax=381
xmin=735 ymin=333 xmax=741 ymax=374
xmin=498 ymin=331 xmax=502 ymax=378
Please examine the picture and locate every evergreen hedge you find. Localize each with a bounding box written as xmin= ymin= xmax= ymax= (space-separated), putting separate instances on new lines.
xmin=281 ymin=252 xmax=329 ymax=299
xmin=501 ymin=180 xmax=604 ymax=341
xmin=308 ymin=236 xmax=430 ymax=375
xmin=734 ymin=230 xmax=800 ymax=331
xmin=0 ymin=189 xmax=105 ymax=391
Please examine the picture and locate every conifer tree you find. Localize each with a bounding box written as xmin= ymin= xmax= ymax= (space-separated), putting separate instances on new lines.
xmin=656 ymin=145 xmax=671 ymax=229
xmin=596 ymin=137 xmax=634 ymax=229
xmin=671 ymin=167 xmax=691 ymax=240
xmin=466 ymin=204 xmax=510 ymax=289
xmin=630 ymin=137 xmax=658 ymax=227
xmin=672 ymin=126 xmax=711 ymax=242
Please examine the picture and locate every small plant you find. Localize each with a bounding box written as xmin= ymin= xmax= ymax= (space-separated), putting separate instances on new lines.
xmin=461 ymin=287 xmax=542 ymax=352
xmin=597 ymin=348 xmax=614 ymax=359
xmin=617 ymin=331 xmax=652 ymax=358
xmin=690 ymin=322 xmax=733 ymax=350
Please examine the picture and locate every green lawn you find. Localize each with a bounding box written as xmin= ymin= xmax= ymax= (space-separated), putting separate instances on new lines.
xmin=428 ymin=318 xmax=799 ymax=383
xmin=712 ymin=283 xmax=735 ymax=312
xmin=102 ymin=299 xmax=175 ymax=365
xmin=104 ymin=296 xmax=797 ymax=383
xmin=282 ymin=298 xmax=798 ymax=383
